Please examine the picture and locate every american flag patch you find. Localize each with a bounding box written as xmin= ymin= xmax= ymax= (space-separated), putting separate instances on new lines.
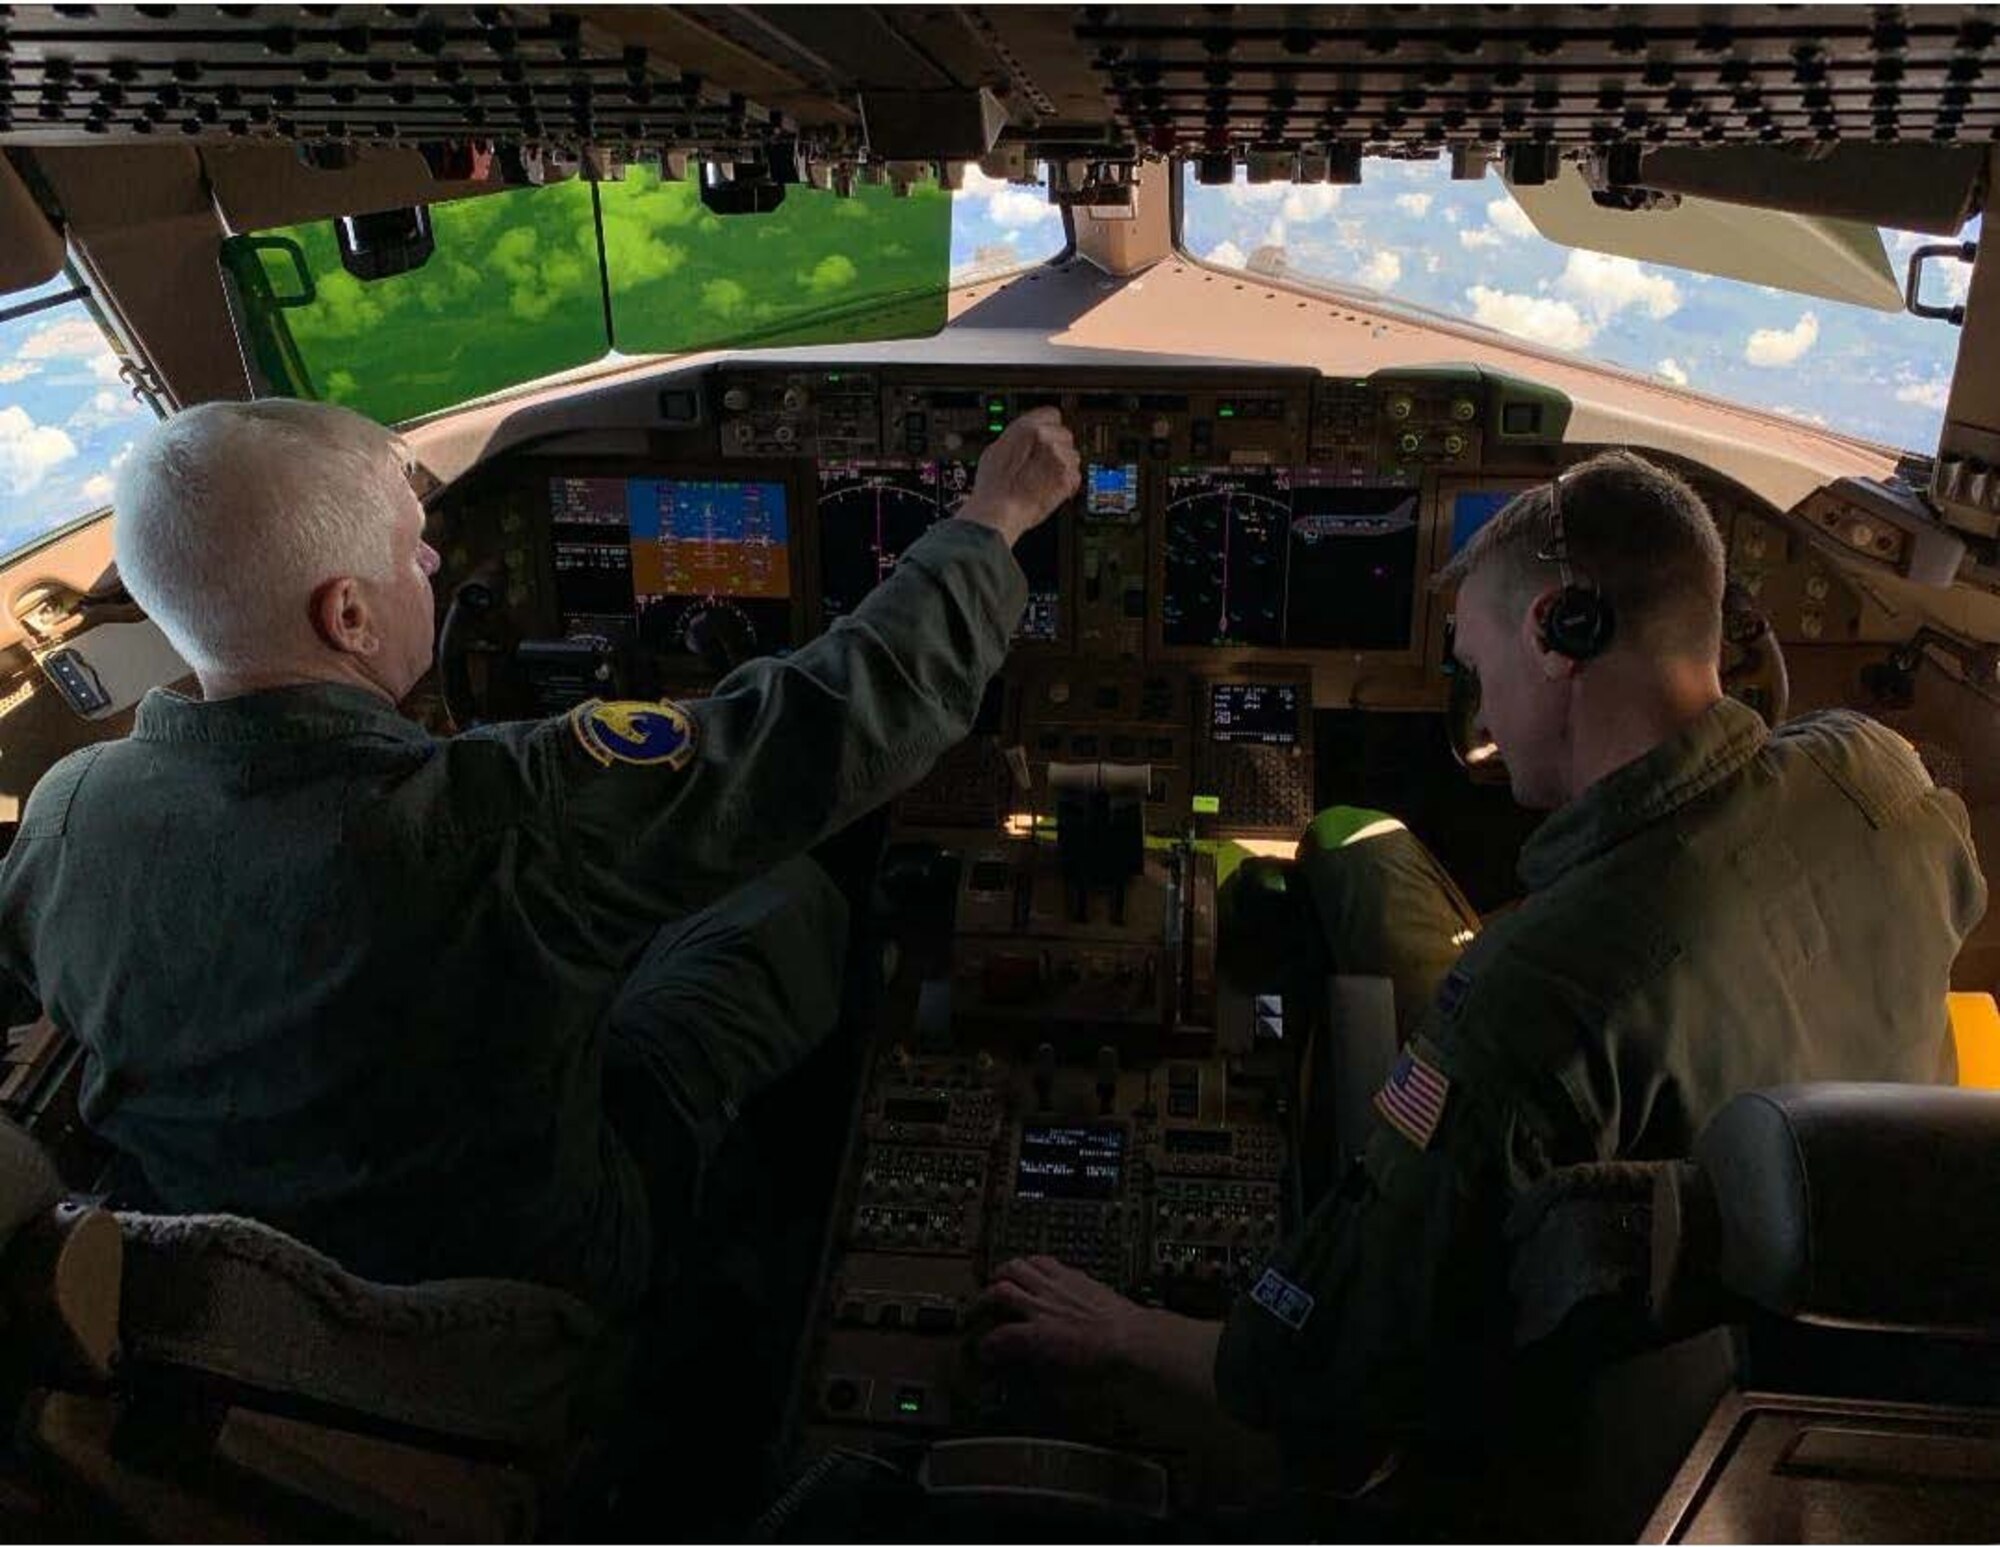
xmin=1374 ymin=1048 xmax=1451 ymax=1150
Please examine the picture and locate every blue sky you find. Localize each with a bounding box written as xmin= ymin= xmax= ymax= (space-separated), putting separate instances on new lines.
xmin=1 ymin=159 xmax=1962 ymax=560
xmin=0 ymin=274 xmax=153 ymax=557
xmin=1177 ymin=156 xmax=1969 ymax=454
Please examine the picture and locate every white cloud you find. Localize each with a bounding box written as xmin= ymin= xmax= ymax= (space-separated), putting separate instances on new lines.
xmin=1425 ymin=253 xmax=1443 ymax=275
xmin=1487 ymin=197 xmax=1538 ymax=239
xmin=1896 ymin=378 xmax=1951 ymax=410
xmin=1773 ymin=403 xmax=1830 ymax=426
xmin=1745 ymin=311 xmax=1821 ymax=367
xmin=1357 ymin=250 xmax=1402 ymax=289
xmin=1555 ymin=251 xmax=1682 ymax=323
xmin=66 ymin=389 xmax=142 ymax=433
xmin=954 ymin=166 xmax=1060 ymax=230
xmin=1204 ymin=239 xmax=1248 ymax=269
xmin=1458 ymin=226 xmax=1503 ymax=250
xmin=0 ymin=361 xmax=39 ymax=386
xmin=89 ymin=353 xmax=126 ymax=384
xmin=81 ymin=473 xmax=114 ymax=505
xmin=110 ymin=441 xmax=134 ymax=470
xmin=0 ymin=406 xmax=80 ymax=496
xmin=1443 ymin=207 xmax=1461 ymax=225
xmin=1657 ymin=357 xmax=1690 ymax=386
xmin=1395 ymin=192 xmax=1433 ymax=217
xmin=18 ymin=317 xmax=108 ymax=362
xmin=1281 ymin=184 xmax=1342 ymax=223
xmin=1465 ymin=285 xmax=1597 ymax=350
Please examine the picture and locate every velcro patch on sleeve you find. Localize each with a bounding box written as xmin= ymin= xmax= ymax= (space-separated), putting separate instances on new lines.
xmin=1248 ymin=1267 xmax=1316 ymax=1331
xmin=569 ymin=698 xmax=698 ymax=770
xmin=1373 ymin=1047 xmax=1452 ymax=1151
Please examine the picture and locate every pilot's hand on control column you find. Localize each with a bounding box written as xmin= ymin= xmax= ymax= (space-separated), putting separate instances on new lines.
xmin=956 ymin=408 xmax=1081 ymax=548
xmin=977 ymin=1255 xmax=1142 ymax=1371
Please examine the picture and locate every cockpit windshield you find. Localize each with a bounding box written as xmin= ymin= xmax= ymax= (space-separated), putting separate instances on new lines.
xmin=1183 ymin=158 xmax=1971 ymax=454
xmin=221 ymin=165 xmax=1052 ymax=426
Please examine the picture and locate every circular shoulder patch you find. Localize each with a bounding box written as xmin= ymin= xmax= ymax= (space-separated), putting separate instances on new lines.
xmin=570 ymin=698 xmax=698 ymax=770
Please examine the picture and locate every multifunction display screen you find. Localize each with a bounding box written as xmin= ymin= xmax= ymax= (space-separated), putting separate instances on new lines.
xmin=1162 ymin=472 xmax=1420 ymax=650
xmin=1209 ymin=683 xmax=1301 ymax=746
xmin=1014 ymin=1125 xmax=1125 ymax=1202
xmin=549 ymin=475 xmax=794 ymax=656
xmin=818 ymin=459 xmax=1061 ymax=642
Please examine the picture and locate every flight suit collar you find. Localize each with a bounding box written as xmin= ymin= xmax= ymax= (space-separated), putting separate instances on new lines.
xmin=132 ymin=683 xmax=431 ymax=745
xmin=1518 ymin=696 xmax=1768 ymax=892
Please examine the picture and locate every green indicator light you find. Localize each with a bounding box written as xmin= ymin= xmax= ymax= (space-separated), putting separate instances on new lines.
xmin=1192 ymin=794 xmax=1222 ymax=816
xmin=1218 ymin=405 xmax=1236 ymax=419
xmin=988 ymin=400 xmax=1006 ymax=412
xmin=896 ymin=1390 xmax=925 ymax=1414
xmin=826 ymin=373 xmax=842 ymax=382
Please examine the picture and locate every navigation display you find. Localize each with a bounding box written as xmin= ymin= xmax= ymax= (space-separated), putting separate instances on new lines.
xmin=1210 ymin=683 xmax=1300 ymax=746
xmin=816 ymin=460 xmax=944 ymax=621
xmin=821 ymin=459 xmax=1061 ymax=642
xmin=1162 ymin=470 xmax=1419 ymax=651
xmin=549 ymin=474 xmax=794 ymax=655
xmin=1015 ymin=1125 xmax=1124 ymax=1202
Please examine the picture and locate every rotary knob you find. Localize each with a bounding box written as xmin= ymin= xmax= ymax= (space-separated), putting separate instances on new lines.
xmin=781 ymin=386 xmax=808 ymax=411
xmin=1386 ymin=393 xmax=1414 ymax=421
xmin=722 ymin=387 xmax=750 ymax=411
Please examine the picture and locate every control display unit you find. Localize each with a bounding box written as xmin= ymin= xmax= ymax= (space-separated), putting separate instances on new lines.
xmin=1208 ymin=682 xmax=1300 ymax=746
xmin=1162 ymin=471 xmax=1420 ymax=652
xmin=1014 ymin=1125 xmax=1125 ymax=1202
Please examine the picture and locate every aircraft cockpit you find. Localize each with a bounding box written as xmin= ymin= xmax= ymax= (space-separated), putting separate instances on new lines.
xmin=2 ymin=6 xmax=1999 ymax=1541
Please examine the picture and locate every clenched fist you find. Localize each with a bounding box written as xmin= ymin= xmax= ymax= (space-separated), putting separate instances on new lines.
xmin=955 ymin=407 xmax=1082 ymax=548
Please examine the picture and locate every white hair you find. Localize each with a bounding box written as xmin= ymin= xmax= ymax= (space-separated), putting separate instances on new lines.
xmin=113 ymin=399 xmax=412 ymax=674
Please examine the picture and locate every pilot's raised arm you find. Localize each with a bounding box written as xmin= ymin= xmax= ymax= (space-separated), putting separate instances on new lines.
xmin=0 ymin=397 xmax=1078 ymax=1312
xmin=499 ymin=406 xmax=1078 ymax=942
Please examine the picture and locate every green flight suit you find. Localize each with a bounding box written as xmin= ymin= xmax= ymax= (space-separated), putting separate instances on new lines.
xmin=1215 ymin=698 xmax=1986 ymax=1458
xmin=0 ymin=519 xmax=1027 ymax=1310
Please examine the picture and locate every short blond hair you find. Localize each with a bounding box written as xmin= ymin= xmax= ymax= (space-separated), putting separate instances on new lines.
xmin=1435 ymin=449 xmax=1726 ymax=659
xmin=113 ymin=399 xmax=411 ymax=674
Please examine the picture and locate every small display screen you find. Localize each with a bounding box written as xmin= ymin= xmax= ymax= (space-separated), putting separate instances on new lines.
xmin=1164 ymin=1128 xmax=1233 ymax=1155
xmin=548 ymin=475 xmax=794 ymax=657
xmin=884 ymin=1096 xmax=951 ymax=1126
xmin=820 ymin=459 xmax=1060 ymax=642
xmin=1210 ymin=683 xmax=1300 ymax=746
xmin=1161 ymin=470 xmax=1419 ymax=651
xmin=1015 ymin=1125 xmax=1124 ymax=1202
xmin=1451 ymin=489 xmax=1520 ymax=555
xmin=1085 ymin=462 xmax=1142 ymax=521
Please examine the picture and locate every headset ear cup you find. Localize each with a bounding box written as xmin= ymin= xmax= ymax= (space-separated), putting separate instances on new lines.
xmin=1541 ymin=585 xmax=1615 ymax=660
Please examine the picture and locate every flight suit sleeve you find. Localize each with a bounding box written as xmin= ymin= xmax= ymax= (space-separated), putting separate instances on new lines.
xmin=495 ymin=518 xmax=1026 ymax=934
xmin=1212 ymin=987 xmax=1589 ymax=1450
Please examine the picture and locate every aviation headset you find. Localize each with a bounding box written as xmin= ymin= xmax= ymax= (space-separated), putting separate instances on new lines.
xmin=1535 ymin=469 xmax=1616 ymax=661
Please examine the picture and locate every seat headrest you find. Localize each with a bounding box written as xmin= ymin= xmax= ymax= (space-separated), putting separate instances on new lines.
xmin=1691 ymin=1085 xmax=2000 ymax=1337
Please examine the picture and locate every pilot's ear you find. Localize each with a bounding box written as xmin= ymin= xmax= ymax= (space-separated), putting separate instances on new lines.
xmin=309 ymin=575 xmax=379 ymax=657
xmin=1524 ymin=589 xmax=1579 ymax=680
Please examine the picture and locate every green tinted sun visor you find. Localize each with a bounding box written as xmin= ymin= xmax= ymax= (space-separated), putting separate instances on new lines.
xmin=221 ymin=166 xmax=951 ymax=425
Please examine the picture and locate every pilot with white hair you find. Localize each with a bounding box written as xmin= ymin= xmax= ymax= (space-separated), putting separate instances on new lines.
xmin=0 ymin=396 xmax=1078 ymax=1309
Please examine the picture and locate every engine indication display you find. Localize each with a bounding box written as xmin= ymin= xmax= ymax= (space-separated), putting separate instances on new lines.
xmin=1163 ymin=469 xmax=1420 ymax=652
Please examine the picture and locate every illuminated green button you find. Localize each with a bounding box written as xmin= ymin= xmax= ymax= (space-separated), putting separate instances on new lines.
xmin=1192 ymin=794 xmax=1221 ymax=815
